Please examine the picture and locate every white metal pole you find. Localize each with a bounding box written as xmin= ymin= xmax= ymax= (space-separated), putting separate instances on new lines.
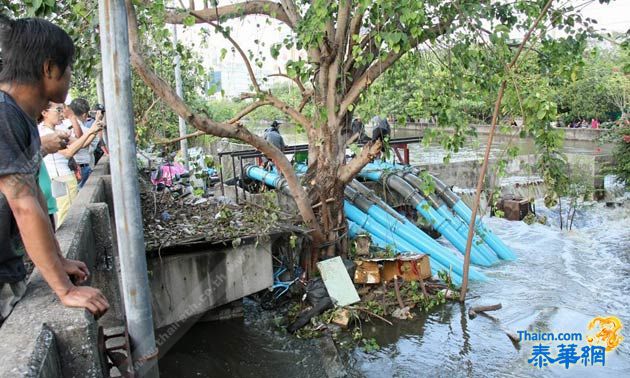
xmin=172 ymin=23 xmax=189 ymax=169
xmin=98 ymin=0 xmax=159 ymax=376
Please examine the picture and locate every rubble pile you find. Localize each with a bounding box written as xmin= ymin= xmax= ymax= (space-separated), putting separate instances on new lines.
xmin=140 ymin=180 xmax=285 ymax=251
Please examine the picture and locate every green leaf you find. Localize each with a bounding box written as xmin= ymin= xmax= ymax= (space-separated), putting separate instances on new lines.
xmin=494 ymin=24 xmax=510 ymax=34
xmin=183 ymin=15 xmax=196 ymax=27
xmin=270 ymin=44 xmax=281 ymax=59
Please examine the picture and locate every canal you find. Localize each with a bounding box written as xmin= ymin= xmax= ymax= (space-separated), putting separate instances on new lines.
xmin=159 ymin=197 xmax=630 ymax=377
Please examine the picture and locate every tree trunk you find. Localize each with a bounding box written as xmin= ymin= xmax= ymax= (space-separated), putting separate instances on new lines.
xmin=312 ymin=144 xmax=346 ymax=259
xmin=558 ymin=197 xmax=563 ymax=230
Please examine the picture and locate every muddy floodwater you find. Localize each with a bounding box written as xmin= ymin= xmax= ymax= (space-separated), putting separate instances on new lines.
xmin=159 ymin=197 xmax=630 ymax=377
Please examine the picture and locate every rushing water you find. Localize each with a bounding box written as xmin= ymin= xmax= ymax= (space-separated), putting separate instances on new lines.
xmin=160 ymin=196 xmax=630 ymax=377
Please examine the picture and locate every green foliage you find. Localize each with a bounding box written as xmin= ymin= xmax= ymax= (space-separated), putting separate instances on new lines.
xmin=556 ymin=45 xmax=628 ymax=123
xmin=247 ymin=84 xmax=313 ymax=125
xmin=603 ymin=115 xmax=630 ymax=187
xmin=437 ymin=270 xmax=455 ymax=291
xmin=361 ymin=337 xmax=380 ymax=353
xmin=4 ymin=0 xmax=210 ymax=146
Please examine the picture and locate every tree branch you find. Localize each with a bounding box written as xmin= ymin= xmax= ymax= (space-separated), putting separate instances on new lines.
xmin=297 ymin=90 xmax=313 ymax=112
xmin=157 ymin=99 xmax=274 ymax=145
xmin=190 ymin=12 xmax=261 ymax=93
xmin=337 ymin=140 xmax=382 ymax=184
xmin=338 ymin=17 xmax=455 ymax=122
xmin=459 ymin=0 xmax=555 ymax=302
xmin=268 ymin=72 xmax=306 ymax=93
xmin=326 ymin=0 xmax=351 ymax=130
xmin=345 ymin=24 xmax=386 ymax=81
xmin=265 ymin=93 xmax=313 ymax=132
xmin=279 ymin=0 xmax=302 ymax=27
xmin=230 ymin=100 xmax=273 ymax=123
xmin=126 ymin=0 xmax=324 ymax=244
xmin=334 ymin=0 xmax=351 ymax=58
xmin=157 ymin=130 xmax=205 ymax=145
xmin=165 ymin=0 xmax=294 ymax=29
xmin=344 ymin=8 xmax=365 ymax=70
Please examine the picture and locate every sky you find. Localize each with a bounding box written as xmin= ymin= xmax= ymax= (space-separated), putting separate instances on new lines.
xmin=176 ymin=0 xmax=629 ymax=97
xmin=578 ymin=0 xmax=630 ymax=33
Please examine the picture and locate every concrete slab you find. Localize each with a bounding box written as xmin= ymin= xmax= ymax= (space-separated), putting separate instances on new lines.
xmin=147 ymin=236 xmax=274 ymax=329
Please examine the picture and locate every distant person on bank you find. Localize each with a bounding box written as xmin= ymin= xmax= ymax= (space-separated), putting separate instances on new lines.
xmin=263 ymin=120 xmax=285 ymax=170
xmin=38 ymin=128 xmax=71 ymax=229
xmin=0 ymin=15 xmax=109 ymax=322
xmin=351 ymin=116 xmax=368 ymax=143
xmin=370 ymin=115 xmax=391 ymax=151
xmin=591 ymin=118 xmax=600 ymax=129
xmin=264 ymin=120 xmax=286 ymax=151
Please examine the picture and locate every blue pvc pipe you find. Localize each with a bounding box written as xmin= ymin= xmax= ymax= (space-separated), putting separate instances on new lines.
xmin=452 ymin=201 xmax=516 ymax=261
xmin=347 ymin=220 xmax=389 ymax=249
xmin=435 ymin=204 xmax=499 ymax=264
xmin=294 ymin=163 xmax=307 ymax=174
xmin=374 ymin=161 xmax=516 ymax=261
xmin=246 ymin=165 xmax=282 ymax=188
xmin=246 ymin=163 xmax=485 ymax=281
xmin=346 ymin=205 xmax=462 ymax=283
xmin=345 ymin=202 xmax=487 ymax=281
xmin=358 ymin=165 xmax=494 ymax=266
xmin=362 ymin=204 xmax=482 ymax=267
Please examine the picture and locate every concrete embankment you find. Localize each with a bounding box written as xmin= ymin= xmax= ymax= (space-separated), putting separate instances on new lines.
xmin=0 ymin=158 xmax=274 ymax=377
xmin=400 ymin=122 xmax=608 ymax=142
xmin=0 ymin=161 xmax=117 ymax=378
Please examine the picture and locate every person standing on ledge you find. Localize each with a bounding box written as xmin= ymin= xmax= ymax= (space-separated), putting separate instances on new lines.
xmin=262 ymin=120 xmax=286 ymax=170
xmin=264 ymin=120 xmax=286 ymax=151
xmin=0 ymin=15 xmax=108 ymax=322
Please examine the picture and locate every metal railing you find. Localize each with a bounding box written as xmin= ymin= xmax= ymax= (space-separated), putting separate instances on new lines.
xmin=217 ymin=136 xmax=424 ymax=204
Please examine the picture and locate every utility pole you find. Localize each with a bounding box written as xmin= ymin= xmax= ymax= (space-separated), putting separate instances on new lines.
xmin=172 ymin=21 xmax=189 ymax=169
xmin=95 ymin=71 xmax=105 ymax=106
xmin=98 ymin=0 xmax=159 ymax=376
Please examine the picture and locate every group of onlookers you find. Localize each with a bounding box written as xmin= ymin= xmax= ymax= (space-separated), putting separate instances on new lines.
xmin=568 ymin=118 xmax=600 ymax=129
xmin=38 ymin=99 xmax=107 ymax=227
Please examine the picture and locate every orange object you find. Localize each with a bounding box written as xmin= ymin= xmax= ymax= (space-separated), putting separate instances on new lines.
xmin=353 ymin=254 xmax=431 ymax=284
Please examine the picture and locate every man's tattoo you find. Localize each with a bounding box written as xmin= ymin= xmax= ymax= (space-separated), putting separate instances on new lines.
xmin=0 ymin=174 xmax=40 ymax=199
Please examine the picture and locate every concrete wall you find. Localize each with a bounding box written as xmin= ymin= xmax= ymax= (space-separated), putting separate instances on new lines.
xmin=419 ymin=154 xmax=538 ymax=189
xmin=147 ymin=237 xmax=273 ymax=330
xmin=401 ymin=123 xmax=609 ymax=142
xmin=0 ymin=161 xmax=116 ymax=378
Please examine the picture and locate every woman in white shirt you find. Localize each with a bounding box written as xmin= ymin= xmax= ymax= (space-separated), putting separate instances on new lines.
xmin=38 ymin=102 xmax=101 ymax=225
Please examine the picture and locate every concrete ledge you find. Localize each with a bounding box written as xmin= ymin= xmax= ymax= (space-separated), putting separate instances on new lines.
xmin=27 ymin=325 xmax=63 ymax=378
xmin=0 ymin=161 xmax=115 ymax=378
xmin=398 ymin=123 xmax=609 ymax=142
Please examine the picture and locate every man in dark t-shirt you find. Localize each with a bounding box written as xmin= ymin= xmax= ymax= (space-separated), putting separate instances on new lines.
xmin=0 ymin=92 xmax=41 ymax=283
xmin=0 ymin=16 xmax=108 ymax=320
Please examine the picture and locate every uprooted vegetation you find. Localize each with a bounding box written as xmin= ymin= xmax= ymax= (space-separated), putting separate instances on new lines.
xmin=267 ymin=270 xmax=458 ymax=352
